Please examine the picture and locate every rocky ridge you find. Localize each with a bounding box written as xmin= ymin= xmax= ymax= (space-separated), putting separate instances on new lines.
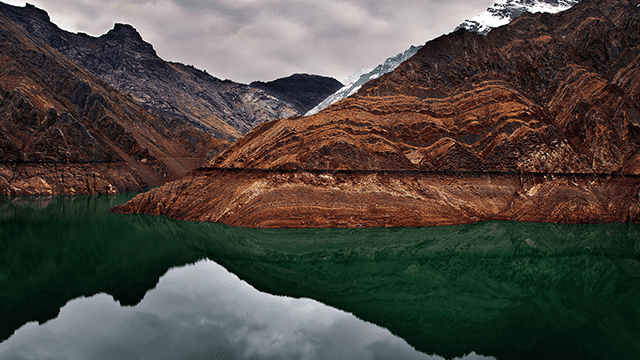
xmin=115 ymin=0 xmax=640 ymax=228
xmin=0 ymin=10 xmax=224 ymax=195
xmin=0 ymin=2 xmax=299 ymax=141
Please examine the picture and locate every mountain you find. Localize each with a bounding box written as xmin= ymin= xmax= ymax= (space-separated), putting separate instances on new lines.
xmin=114 ymin=0 xmax=640 ymax=228
xmin=307 ymin=0 xmax=582 ymax=116
xmin=0 ymin=10 xmax=226 ymax=196
xmin=0 ymin=2 xmax=298 ymax=141
xmin=249 ymin=73 xmax=342 ymax=114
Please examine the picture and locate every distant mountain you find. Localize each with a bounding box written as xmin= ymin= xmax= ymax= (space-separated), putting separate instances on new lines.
xmin=456 ymin=0 xmax=580 ymax=35
xmin=307 ymin=0 xmax=582 ymax=116
xmin=0 ymin=2 xmax=298 ymax=141
xmin=0 ymin=9 xmax=227 ymax=196
xmin=249 ymin=73 xmax=342 ymax=115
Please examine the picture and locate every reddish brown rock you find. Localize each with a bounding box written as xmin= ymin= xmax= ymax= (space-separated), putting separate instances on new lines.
xmin=115 ymin=0 xmax=640 ymax=227
xmin=114 ymin=169 xmax=640 ymax=228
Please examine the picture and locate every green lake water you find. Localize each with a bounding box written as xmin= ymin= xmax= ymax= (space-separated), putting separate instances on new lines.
xmin=1 ymin=194 xmax=639 ymax=359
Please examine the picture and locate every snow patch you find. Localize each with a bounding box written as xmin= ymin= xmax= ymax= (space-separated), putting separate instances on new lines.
xmin=457 ymin=0 xmax=579 ymax=35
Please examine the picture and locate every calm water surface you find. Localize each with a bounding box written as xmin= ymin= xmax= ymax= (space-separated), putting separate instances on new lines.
xmin=1 ymin=194 xmax=639 ymax=359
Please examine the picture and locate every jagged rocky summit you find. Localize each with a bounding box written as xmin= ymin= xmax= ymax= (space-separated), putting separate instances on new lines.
xmin=0 ymin=9 xmax=228 ymax=196
xmin=115 ymin=0 xmax=640 ymax=228
xmin=308 ymin=0 xmax=582 ymax=116
xmin=0 ymin=2 xmax=299 ymax=141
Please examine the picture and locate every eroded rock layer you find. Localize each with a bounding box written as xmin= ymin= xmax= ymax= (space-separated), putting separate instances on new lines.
xmin=114 ymin=169 xmax=640 ymax=228
xmin=115 ymin=0 xmax=640 ymax=227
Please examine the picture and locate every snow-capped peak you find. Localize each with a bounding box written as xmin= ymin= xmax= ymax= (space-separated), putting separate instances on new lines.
xmin=456 ymin=0 xmax=580 ymax=35
xmin=340 ymin=68 xmax=372 ymax=87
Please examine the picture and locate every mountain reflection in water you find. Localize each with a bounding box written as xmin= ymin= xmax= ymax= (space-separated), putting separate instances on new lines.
xmin=1 ymin=194 xmax=639 ymax=359
xmin=0 ymin=259 xmax=488 ymax=360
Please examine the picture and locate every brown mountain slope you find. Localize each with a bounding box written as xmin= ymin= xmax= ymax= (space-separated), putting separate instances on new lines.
xmin=115 ymin=0 xmax=640 ymax=227
xmin=0 ymin=11 xmax=226 ymax=195
xmin=0 ymin=2 xmax=298 ymax=141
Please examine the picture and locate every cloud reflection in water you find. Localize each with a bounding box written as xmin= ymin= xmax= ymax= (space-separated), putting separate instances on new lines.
xmin=0 ymin=259 xmax=493 ymax=360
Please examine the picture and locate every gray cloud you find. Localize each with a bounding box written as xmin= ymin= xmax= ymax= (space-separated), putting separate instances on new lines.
xmin=0 ymin=259 xmax=496 ymax=360
xmin=1 ymin=0 xmax=494 ymax=83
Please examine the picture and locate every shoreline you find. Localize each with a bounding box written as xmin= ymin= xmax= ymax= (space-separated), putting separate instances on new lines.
xmin=112 ymin=168 xmax=640 ymax=229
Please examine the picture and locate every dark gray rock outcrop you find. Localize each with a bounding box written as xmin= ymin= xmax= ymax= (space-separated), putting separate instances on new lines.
xmin=249 ymin=73 xmax=343 ymax=114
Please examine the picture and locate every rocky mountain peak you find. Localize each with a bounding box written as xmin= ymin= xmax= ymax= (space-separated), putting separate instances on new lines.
xmin=106 ymin=23 xmax=140 ymax=38
xmin=23 ymin=3 xmax=49 ymax=21
xmin=101 ymin=22 xmax=156 ymax=55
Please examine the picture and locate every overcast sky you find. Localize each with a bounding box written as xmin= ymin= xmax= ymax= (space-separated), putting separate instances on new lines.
xmin=2 ymin=0 xmax=495 ymax=83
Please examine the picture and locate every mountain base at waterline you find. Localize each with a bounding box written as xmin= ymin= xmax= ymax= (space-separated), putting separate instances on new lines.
xmin=112 ymin=169 xmax=640 ymax=228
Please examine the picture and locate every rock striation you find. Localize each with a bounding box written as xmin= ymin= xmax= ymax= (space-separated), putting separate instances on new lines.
xmin=0 ymin=10 xmax=226 ymax=195
xmin=249 ymin=73 xmax=343 ymax=115
xmin=0 ymin=2 xmax=299 ymax=141
xmin=115 ymin=0 xmax=640 ymax=228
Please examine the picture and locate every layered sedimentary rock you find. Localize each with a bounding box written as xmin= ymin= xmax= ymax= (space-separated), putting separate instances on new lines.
xmin=115 ymin=169 xmax=640 ymax=228
xmin=0 ymin=11 xmax=226 ymax=195
xmin=115 ymin=0 xmax=640 ymax=228
xmin=249 ymin=73 xmax=343 ymax=115
xmin=0 ymin=2 xmax=298 ymax=140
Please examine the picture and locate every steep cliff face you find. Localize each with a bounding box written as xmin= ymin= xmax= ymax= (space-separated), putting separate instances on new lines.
xmin=115 ymin=0 xmax=640 ymax=228
xmin=249 ymin=73 xmax=343 ymax=115
xmin=0 ymin=11 xmax=225 ymax=195
xmin=0 ymin=2 xmax=298 ymax=141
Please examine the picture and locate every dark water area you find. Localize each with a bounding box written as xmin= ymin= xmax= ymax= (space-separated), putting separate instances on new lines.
xmin=0 ymin=194 xmax=639 ymax=359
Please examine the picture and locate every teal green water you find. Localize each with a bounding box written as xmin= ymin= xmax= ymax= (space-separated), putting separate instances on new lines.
xmin=1 ymin=194 xmax=639 ymax=359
